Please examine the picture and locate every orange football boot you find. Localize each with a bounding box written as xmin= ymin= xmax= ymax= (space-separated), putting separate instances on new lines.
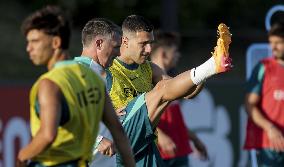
xmin=212 ymin=23 xmax=232 ymax=73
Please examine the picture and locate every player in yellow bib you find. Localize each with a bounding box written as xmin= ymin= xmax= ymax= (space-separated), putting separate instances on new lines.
xmin=107 ymin=15 xmax=164 ymax=111
xmin=106 ymin=15 xmax=203 ymax=111
xmin=103 ymin=15 xmax=233 ymax=166
xmin=107 ymin=58 xmax=153 ymax=109
xmin=17 ymin=6 xmax=135 ymax=167
xmin=29 ymin=61 xmax=106 ymax=166
xmin=78 ymin=30 xmax=233 ymax=165
xmin=113 ymin=22 xmax=233 ymax=167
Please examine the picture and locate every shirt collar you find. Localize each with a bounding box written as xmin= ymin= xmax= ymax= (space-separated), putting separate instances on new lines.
xmin=74 ymin=56 xmax=104 ymax=75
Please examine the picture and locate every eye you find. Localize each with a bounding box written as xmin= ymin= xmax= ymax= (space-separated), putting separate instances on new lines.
xmin=140 ymin=42 xmax=147 ymax=47
xmin=140 ymin=41 xmax=150 ymax=47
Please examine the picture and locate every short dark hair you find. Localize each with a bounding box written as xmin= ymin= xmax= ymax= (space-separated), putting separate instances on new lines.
xmin=152 ymin=31 xmax=180 ymax=52
xmin=269 ymin=22 xmax=284 ymax=39
xmin=122 ymin=15 xmax=154 ymax=34
xmin=82 ymin=18 xmax=121 ymax=47
xmin=21 ymin=5 xmax=71 ymax=49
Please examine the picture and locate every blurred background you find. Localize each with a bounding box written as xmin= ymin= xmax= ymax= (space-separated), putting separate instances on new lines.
xmin=0 ymin=0 xmax=284 ymax=167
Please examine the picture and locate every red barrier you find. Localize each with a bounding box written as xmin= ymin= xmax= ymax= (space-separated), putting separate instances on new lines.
xmin=0 ymin=86 xmax=30 ymax=167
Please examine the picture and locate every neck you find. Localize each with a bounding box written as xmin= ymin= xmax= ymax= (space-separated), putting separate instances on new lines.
xmin=81 ymin=48 xmax=100 ymax=66
xmin=81 ymin=50 xmax=106 ymax=76
xmin=277 ymin=59 xmax=284 ymax=66
xmin=47 ymin=50 xmax=69 ymax=70
xmin=275 ymin=56 xmax=284 ymax=65
xmin=118 ymin=53 xmax=135 ymax=64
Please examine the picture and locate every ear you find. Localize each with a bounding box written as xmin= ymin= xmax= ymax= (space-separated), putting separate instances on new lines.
xmin=122 ymin=36 xmax=128 ymax=48
xmin=161 ymin=49 xmax=168 ymax=59
xmin=52 ymin=36 xmax=61 ymax=49
xmin=95 ymin=39 xmax=103 ymax=50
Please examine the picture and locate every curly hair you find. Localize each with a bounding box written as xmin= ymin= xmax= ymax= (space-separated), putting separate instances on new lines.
xmin=21 ymin=5 xmax=71 ymax=49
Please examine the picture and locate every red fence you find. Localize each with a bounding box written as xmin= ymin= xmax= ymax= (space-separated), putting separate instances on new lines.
xmin=0 ymin=86 xmax=30 ymax=167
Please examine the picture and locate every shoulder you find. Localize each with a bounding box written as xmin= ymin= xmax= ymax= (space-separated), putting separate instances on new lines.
xmin=261 ymin=57 xmax=275 ymax=66
xmin=39 ymin=78 xmax=60 ymax=90
xmin=38 ymin=79 xmax=61 ymax=97
xmin=54 ymin=60 xmax=78 ymax=68
xmin=249 ymin=62 xmax=265 ymax=82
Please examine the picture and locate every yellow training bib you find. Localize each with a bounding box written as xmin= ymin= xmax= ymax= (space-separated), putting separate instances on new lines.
xmin=30 ymin=61 xmax=105 ymax=166
xmin=107 ymin=58 xmax=153 ymax=110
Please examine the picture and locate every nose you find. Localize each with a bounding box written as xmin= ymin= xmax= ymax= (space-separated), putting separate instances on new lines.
xmin=26 ymin=43 xmax=32 ymax=53
xmin=144 ymin=43 xmax=152 ymax=53
xmin=270 ymin=43 xmax=277 ymax=52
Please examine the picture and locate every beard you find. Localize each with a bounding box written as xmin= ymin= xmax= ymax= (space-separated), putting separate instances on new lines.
xmin=273 ymin=50 xmax=284 ymax=60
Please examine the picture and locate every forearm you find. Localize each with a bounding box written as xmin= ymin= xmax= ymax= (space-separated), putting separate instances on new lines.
xmin=245 ymin=93 xmax=273 ymax=132
xmin=18 ymin=131 xmax=53 ymax=161
xmin=188 ymin=129 xmax=198 ymax=141
xmin=247 ymin=105 xmax=273 ymax=131
xmin=111 ymin=126 xmax=135 ymax=167
xmin=157 ymin=128 xmax=165 ymax=137
xmin=94 ymin=135 xmax=104 ymax=149
xmin=103 ymin=94 xmax=135 ymax=167
xmin=157 ymin=127 xmax=172 ymax=143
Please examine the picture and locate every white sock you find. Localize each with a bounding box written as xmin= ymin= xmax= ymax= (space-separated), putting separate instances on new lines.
xmin=190 ymin=56 xmax=216 ymax=85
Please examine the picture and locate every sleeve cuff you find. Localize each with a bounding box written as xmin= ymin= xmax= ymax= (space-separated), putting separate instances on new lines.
xmin=94 ymin=135 xmax=104 ymax=150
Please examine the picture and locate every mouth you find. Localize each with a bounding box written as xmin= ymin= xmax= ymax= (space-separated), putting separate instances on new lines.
xmin=29 ymin=55 xmax=33 ymax=60
xmin=141 ymin=54 xmax=149 ymax=58
xmin=272 ymin=50 xmax=280 ymax=56
xmin=29 ymin=54 xmax=36 ymax=62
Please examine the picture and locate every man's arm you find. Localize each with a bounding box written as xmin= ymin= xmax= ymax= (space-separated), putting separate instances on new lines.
xmin=245 ymin=93 xmax=284 ymax=151
xmin=244 ymin=63 xmax=273 ymax=131
xmin=102 ymin=91 xmax=135 ymax=167
xmin=95 ymin=107 xmax=126 ymax=156
xmin=245 ymin=93 xmax=273 ymax=134
xmin=157 ymin=128 xmax=176 ymax=156
xmin=187 ymin=129 xmax=208 ymax=160
xmin=17 ymin=79 xmax=61 ymax=162
xmin=96 ymin=136 xmax=116 ymax=156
